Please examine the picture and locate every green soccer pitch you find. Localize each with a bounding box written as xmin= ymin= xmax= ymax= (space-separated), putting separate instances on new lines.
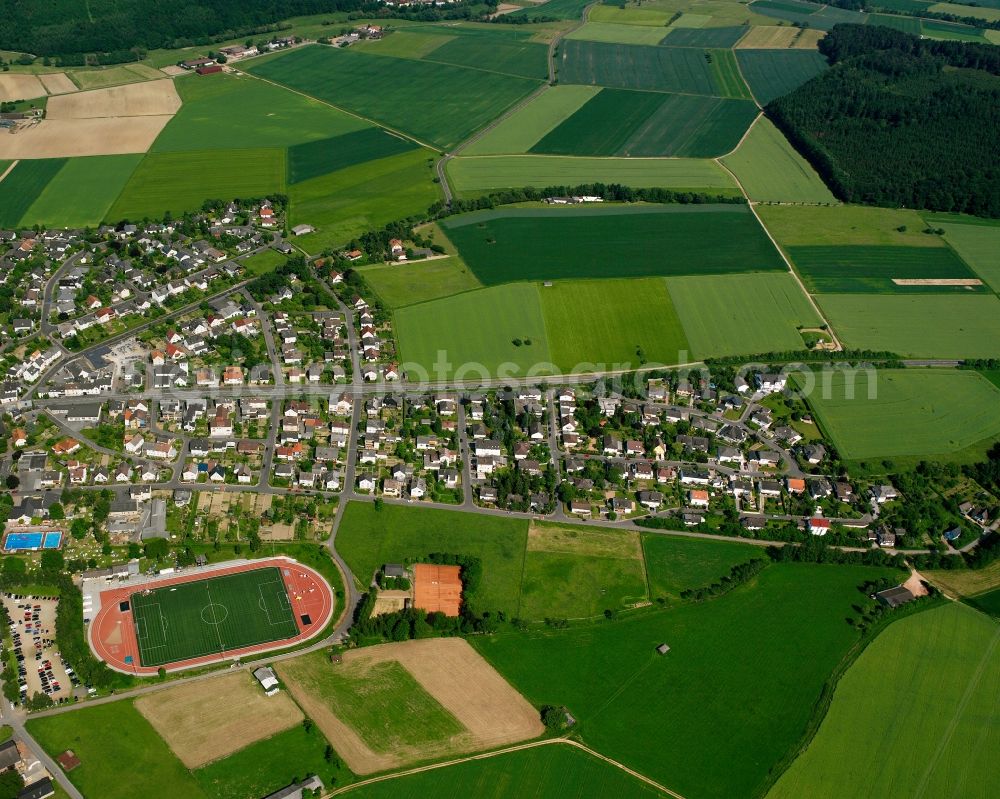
xmin=130 ymin=567 xmax=299 ymax=667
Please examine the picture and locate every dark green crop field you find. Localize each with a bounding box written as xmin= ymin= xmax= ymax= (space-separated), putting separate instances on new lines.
xmin=509 ymin=0 xmax=591 ymax=20
xmin=287 ymin=128 xmax=420 ymax=184
xmin=424 ymin=28 xmax=550 ymax=79
xmin=531 ymin=88 xmax=758 ymax=157
xmin=247 ymin=46 xmax=542 ymax=150
xmin=557 ymin=39 xmax=732 ymax=96
xmin=0 ymin=158 xmax=67 ymax=227
xmin=788 ymin=245 xmax=982 ymax=293
xmin=442 ymin=205 xmax=785 ymax=284
xmin=661 ymin=26 xmax=748 ymax=48
xmin=736 ymin=49 xmax=830 ymax=106
xmin=131 ymin=567 xmax=299 ymax=667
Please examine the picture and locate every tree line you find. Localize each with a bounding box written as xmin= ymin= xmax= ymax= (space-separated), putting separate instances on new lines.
xmin=768 ymin=24 xmax=1000 ymax=218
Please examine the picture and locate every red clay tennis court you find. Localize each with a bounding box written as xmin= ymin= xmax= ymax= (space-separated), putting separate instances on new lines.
xmin=88 ymin=557 xmax=334 ymax=675
xmin=412 ymin=563 xmax=462 ymax=617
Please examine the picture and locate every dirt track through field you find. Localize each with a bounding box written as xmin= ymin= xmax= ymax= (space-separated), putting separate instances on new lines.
xmin=135 ymin=671 xmax=303 ymax=768
xmin=46 ymin=79 xmax=181 ymax=119
xmin=278 ymin=638 xmax=543 ymax=775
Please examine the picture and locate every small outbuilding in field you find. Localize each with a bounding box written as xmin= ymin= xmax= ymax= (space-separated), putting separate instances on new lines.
xmin=875 ymin=586 xmax=915 ymax=608
xmin=253 ymin=666 xmax=280 ymax=696
xmin=656 ymin=643 xmax=671 ymax=656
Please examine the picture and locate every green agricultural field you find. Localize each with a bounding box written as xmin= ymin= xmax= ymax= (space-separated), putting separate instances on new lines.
xmin=108 ymin=148 xmax=285 ymax=220
xmin=556 ymin=39 xmax=722 ymax=96
xmin=473 ymin=563 xmax=895 ymax=799
xmin=354 ymin=29 xmax=457 ymax=59
xmin=968 ymin=588 xmax=1000 ymax=618
xmin=131 ymin=566 xmax=299 ymax=667
xmin=788 ymin=244 xmax=981 ymax=293
xmin=348 ymin=741 xmax=666 ymax=798
xmin=19 ymin=154 xmax=143 ymax=228
xmin=359 ymin=257 xmax=482 ymax=308
xmin=532 ymin=88 xmax=759 ymax=157
xmin=721 ymin=117 xmax=835 ymax=203
xmin=247 ymin=46 xmax=542 ymax=149
xmin=707 ymin=48 xmax=754 ymax=100
xmin=800 ymin=369 xmax=1000 ymax=461
xmin=642 ymin=534 xmax=763 ymax=601
xmin=288 ymin=149 xmax=440 ymax=253
xmin=336 ymin=502 xmax=528 ymax=615
xmin=416 ymin=27 xmax=550 ymax=80
xmin=394 ymin=283 xmax=554 ymax=378
xmin=462 ymin=85 xmax=601 ymax=155
xmin=288 ymin=127 xmax=419 ymax=184
xmin=0 ymin=158 xmax=66 ymax=227
xmin=193 ymin=724 xmax=350 ymax=799
xmin=448 ymin=155 xmax=740 ymax=196
xmin=768 ymin=603 xmax=999 ymax=799
xmin=938 ymin=222 xmax=1000 ymax=290
xmin=735 ymin=49 xmax=829 ymax=105
xmin=442 ymin=205 xmax=784 ymax=285
xmin=69 ymin=63 xmax=162 ymax=89
xmin=758 ymin=204 xmax=955 ymax=247
xmin=539 ymin=278 xmax=691 ymax=370
xmin=567 ymin=21 xmax=677 ymax=46
xmin=520 ymin=524 xmax=648 ymax=620
xmin=817 ymin=294 xmax=1000 ymax=359
xmin=868 ymin=12 xmax=922 ymax=33
xmin=920 ymin=18 xmax=987 ymax=41
xmin=278 ymin=652 xmax=463 ymax=754
xmin=661 ymin=26 xmax=749 ymax=47
xmin=28 ymin=702 xmax=207 ymax=799
xmin=151 ymin=73 xmax=368 ymax=152
xmin=667 ymin=272 xmax=823 ymax=358
xmin=510 ymin=0 xmax=592 ymax=20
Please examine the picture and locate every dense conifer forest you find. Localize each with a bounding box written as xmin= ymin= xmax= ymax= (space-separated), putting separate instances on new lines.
xmin=769 ymin=25 xmax=1000 ymax=217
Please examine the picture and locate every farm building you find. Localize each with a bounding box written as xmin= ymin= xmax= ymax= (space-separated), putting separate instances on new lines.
xmin=18 ymin=778 xmax=54 ymax=799
xmin=412 ymin=563 xmax=462 ymax=617
xmin=253 ymin=666 xmax=280 ymax=696
xmin=875 ymin=586 xmax=915 ymax=608
xmin=196 ymin=64 xmax=223 ymax=76
xmin=262 ymin=776 xmax=324 ymax=799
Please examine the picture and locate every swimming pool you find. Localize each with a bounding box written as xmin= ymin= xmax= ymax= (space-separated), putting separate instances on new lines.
xmin=2 ymin=531 xmax=63 ymax=552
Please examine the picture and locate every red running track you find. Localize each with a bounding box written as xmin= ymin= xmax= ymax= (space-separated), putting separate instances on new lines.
xmin=88 ymin=557 xmax=334 ymax=676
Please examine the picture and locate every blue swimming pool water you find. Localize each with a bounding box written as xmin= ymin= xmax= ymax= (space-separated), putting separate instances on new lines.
xmin=3 ymin=531 xmax=62 ymax=551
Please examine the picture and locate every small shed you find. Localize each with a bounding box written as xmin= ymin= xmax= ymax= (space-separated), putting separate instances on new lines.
xmin=656 ymin=643 xmax=670 ymax=656
xmin=253 ymin=666 xmax=280 ymax=696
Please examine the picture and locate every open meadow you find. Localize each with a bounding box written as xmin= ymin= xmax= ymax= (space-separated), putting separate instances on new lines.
xmin=666 ymin=272 xmax=822 ymax=358
xmin=799 ymin=368 xmax=1000 ymax=462
xmin=393 ymin=283 xmax=554 ymax=378
xmin=768 ymin=603 xmax=999 ymax=799
xmin=721 ymin=117 xmax=835 ymax=203
xmin=757 ymin=204 xmax=950 ymax=248
xmin=246 ymin=45 xmax=543 ymax=149
xmin=539 ymin=278 xmax=691 ymax=370
xmin=473 ymin=562 xmax=896 ymax=799
xmin=642 ymin=534 xmax=763 ymax=601
xmin=817 ymin=293 xmax=1000 ymax=359
xmin=938 ymin=221 xmax=1000 ymax=290
xmin=346 ymin=742 xmax=668 ymax=798
xmin=360 ymin=257 xmax=482 ymax=309
xmin=108 ymin=148 xmax=286 ymax=220
xmin=447 ymin=155 xmax=740 ymax=196
xmin=519 ymin=523 xmax=649 ymax=620
xmin=441 ymin=205 xmax=784 ymax=284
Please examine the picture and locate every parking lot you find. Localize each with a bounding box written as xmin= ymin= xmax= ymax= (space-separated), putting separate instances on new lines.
xmin=2 ymin=594 xmax=78 ymax=704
